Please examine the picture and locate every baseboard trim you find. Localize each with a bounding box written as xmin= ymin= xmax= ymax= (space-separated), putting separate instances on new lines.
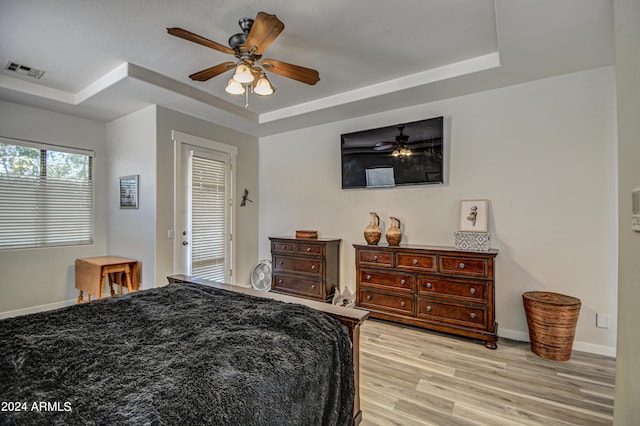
xmin=0 ymin=299 xmax=76 ymax=320
xmin=499 ymin=328 xmax=616 ymax=358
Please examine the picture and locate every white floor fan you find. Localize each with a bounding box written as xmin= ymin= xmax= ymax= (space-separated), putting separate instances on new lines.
xmin=250 ymin=259 xmax=272 ymax=291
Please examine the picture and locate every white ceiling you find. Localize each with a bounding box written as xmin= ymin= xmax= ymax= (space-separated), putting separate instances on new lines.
xmin=0 ymin=0 xmax=614 ymax=137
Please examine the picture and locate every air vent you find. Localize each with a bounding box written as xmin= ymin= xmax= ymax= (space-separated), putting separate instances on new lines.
xmin=4 ymin=61 xmax=45 ymax=79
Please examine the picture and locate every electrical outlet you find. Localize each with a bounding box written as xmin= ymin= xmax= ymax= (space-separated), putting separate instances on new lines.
xmin=596 ymin=313 xmax=610 ymax=329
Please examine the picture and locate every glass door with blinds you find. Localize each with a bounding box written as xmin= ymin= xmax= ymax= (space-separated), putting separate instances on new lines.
xmin=179 ymin=144 xmax=232 ymax=283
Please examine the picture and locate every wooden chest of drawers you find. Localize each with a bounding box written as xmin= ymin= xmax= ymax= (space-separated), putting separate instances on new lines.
xmin=270 ymin=237 xmax=341 ymax=302
xmin=354 ymin=243 xmax=498 ymax=349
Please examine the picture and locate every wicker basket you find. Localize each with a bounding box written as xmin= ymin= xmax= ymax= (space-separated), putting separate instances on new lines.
xmin=522 ymin=291 xmax=581 ymax=361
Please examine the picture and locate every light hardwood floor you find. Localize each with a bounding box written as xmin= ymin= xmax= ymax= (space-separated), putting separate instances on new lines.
xmin=359 ymin=319 xmax=615 ymax=426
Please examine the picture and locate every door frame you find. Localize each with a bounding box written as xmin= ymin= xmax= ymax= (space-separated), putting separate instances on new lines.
xmin=172 ymin=130 xmax=238 ymax=283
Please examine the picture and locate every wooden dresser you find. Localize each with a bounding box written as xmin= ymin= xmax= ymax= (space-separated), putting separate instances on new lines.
xmin=354 ymin=243 xmax=498 ymax=349
xmin=270 ymin=237 xmax=341 ymax=302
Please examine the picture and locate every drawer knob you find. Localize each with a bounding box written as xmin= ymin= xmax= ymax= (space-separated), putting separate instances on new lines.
xmin=278 ymin=279 xmax=283 ymax=284
xmin=366 ymin=275 xmax=372 ymax=280
xmin=458 ymin=262 xmax=466 ymax=269
xmin=373 ymin=255 xmax=378 ymax=261
xmin=426 ymin=282 xmax=433 ymax=289
xmin=311 ymin=284 xmax=316 ymax=290
xmin=413 ymin=259 xmax=418 ymax=265
xmin=282 ymin=245 xmax=286 ymax=250
xmin=426 ymin=305 xmax=432 ymax=312
xmin=400 ymin=301 xmax=406 ymax=307
xmin=311 ymin=265 xmax=317 ymax=270
xmin=400 ymin=279 xmax=406 ymax=285
xmin=366 ymin=295 xmax=372 ymax=301
xmin=470 ymin=288 xmax=477 ymax=294
xmin=470 ymin=313 xmax=477 ymax=319
xmin=306 ymin=247 xmax=311 ymax=252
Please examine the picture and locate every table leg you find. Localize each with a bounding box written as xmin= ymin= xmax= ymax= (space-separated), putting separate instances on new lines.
xmin=99 ymin=270 xmax=106 ymax=300
xmin=108 ymin=273 xmax=116 ymax=297
xmin=124 ymin=265 xmax=133 ymax=293
xmin=77 ymin=290 xmax=84 ymax=304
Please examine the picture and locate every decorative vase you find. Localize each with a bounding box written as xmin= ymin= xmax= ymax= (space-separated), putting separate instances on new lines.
xmin=364 ymin=212 xmax=381 ymax=245
xmin=386 ymin=216 xmax=402 ymax=246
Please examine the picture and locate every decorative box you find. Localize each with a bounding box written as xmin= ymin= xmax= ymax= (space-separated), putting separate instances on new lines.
xmin=454 ymin=231 xmax=491 ymax=251
xmin=295 ymin=230 xmax=318 ymax=239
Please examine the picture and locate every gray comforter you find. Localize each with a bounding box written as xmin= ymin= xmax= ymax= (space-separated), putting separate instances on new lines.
xmin=0 ymin=282 xmax=354 ymax=425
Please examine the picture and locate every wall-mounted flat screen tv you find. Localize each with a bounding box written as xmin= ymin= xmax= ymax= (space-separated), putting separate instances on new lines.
xmin=341 ymin=116 xmax=444 ymax=189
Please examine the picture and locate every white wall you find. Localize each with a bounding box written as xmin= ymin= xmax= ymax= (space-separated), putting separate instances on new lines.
xmin=155 ymin=106 xmax=259 ymax=287
xmin=0 ymin=101 xmax=108 ymax=314
xmin=259 ymin=67 xmax=618 ymax=354
xmin=106 ymin=105 xmax=260 ymax=289
xmin=0 ymin=102 xmax=259 ymax=317
xmin=613 ymin=0 xmax=640 ymax=422
xmin=106 ymin=105 xmax=157 ymax=288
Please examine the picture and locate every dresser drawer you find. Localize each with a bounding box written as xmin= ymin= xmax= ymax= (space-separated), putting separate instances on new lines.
xmin=273 ymin=255 xmax=323 ymax=276
xmin=359 ymin=269 xmax=413 ymax=293
xmin=296 ymin=242 xmax=322 ymax=255
xmin=271 ymin=241 xmax=295 ymax=253
xmin=417 ymin=277 xmax=487 ymax=302
xmin=417 ymin=298 xmax=487 ymax=329
xmin=359 ymin=289 xmax=414 ymax=315
xmin=396 ymin=253 xmax=436 ymax=272
xmin=272 ymin=274 xmax=322 ymax=297
xmin=439 ymin=256 xmax=490 ymax=278
xmin=358 ymin=250 xmax=393 ymax=267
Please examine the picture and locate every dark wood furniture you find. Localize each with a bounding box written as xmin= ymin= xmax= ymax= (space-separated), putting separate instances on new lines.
xmin=354 ymin=243 xmax=498 ymax=349
xmin=168 ymin=274 xmax=368 ymax=425
xmin=269 ymin=236 xmax=341 ymax=302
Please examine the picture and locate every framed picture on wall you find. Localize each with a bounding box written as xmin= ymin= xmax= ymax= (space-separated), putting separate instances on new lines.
xmin=119 ymin=175 xmax=139 ymax=209
xmin=459 ymin=199 xmax=488 ymax=232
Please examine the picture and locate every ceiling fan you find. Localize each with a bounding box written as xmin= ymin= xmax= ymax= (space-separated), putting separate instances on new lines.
xmin=167 ymin=12 xmax=320 ymax=106
xmin=374 ymin=126 xmax=413 ymax=156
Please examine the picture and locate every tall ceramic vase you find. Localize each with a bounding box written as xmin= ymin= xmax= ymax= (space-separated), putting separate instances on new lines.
xmin=386 ymin=216 xmax=402 ymax=246
xmin=364 ymin=212 xmax=381 ymax=245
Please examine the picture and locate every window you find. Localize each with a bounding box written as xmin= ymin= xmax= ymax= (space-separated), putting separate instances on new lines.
xmin=190 ymin=152 xmax=230 ymax=281
xmin=0 ymin=137 xmax=94 ymax=249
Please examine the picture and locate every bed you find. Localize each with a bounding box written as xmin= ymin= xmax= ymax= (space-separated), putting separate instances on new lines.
xmin=0 ymin=275 xmax=368 ymax=425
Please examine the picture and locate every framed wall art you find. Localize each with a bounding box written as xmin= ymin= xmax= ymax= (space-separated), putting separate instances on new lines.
xmin=119 ymin=175 xmax=139 ymax=209
xmin=459 ymin=199 xmax=488 ymax=232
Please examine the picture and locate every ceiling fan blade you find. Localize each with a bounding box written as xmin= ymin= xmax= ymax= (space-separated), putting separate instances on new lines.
xmin=189 ymin=62 xmax=236 ymax=81
xmin=262 ymin=59 xmax=320 ymax=85
xmin=167 ymin=27 xmax=235 ymax=55
xmin=374 ymin=144 xmax=393 ymax=151
xmin=244 ymin=12 xmax=284 ymax=55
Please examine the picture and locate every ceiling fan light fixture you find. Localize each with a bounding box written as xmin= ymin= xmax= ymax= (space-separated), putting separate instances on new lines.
xmin=392 ymin=149 xmax=400 ymax=157
xmin=168 ymin=12 xmax=319 ymax=109
xmin=254 ymin=73 xmax=275 ymax=96
xmin=225 ymin=78 xmax=245 ymax=95
xmin=232 ymin=63 xmax=255 ymax=83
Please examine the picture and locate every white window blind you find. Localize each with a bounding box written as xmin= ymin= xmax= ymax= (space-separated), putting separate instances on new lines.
xmin=190 ymin=154 xmax=228 ymax=282
xmin=0 ymin=137 xmax=94 ymax=249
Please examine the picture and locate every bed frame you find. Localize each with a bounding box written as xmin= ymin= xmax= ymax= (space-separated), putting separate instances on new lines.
xmin=167 ymin=274 xmax=369 ymax=425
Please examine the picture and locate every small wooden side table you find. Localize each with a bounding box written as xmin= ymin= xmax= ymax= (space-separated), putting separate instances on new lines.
xmin=75 ymin=256 xmax=140 ymax=303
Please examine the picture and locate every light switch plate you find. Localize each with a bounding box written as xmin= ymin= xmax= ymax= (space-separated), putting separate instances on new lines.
xmin=596 ymin=313 xmax=610 ymax=329
xmin=633 ymin=189 xmax=640 ymax=232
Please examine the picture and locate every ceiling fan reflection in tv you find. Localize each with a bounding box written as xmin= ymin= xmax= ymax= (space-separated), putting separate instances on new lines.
xmin=340 ymin=116 xmax=444 ymax=189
